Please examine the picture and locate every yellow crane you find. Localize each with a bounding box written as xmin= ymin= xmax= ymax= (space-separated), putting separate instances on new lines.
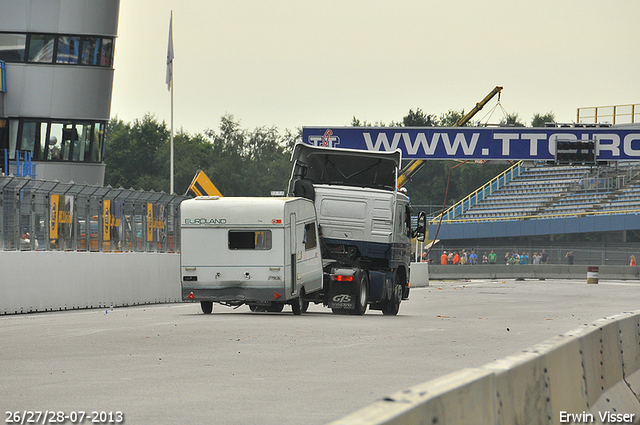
xmin=396 ymin=86 xmax=503 ymax=188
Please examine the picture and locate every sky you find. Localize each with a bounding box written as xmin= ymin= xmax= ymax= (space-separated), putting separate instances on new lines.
xmin=111 ymin=1 xmax=640 ymax=135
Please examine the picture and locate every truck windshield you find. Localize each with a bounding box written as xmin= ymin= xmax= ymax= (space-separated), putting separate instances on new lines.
xmin=228 ymin=230 xmax=272 ymax=250
xmin=304 ymin=153 xmax=396 ymax=190
xmin=289 ymin=144 xmax=399 ymax=191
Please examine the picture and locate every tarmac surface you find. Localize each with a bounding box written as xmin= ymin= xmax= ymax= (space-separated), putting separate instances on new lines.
xmin=2 ymin=278 xmax=640 ymax=425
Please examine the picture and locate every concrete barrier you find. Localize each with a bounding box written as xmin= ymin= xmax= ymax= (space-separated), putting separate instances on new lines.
xmin=328 ymin=311 xmax=640 ymax=425
xmin=0 ymin=251 xmax=181 ymax=314
xmin=428 ymin=264 xmax=640 ymax=281
xmin=409 ymin=262 xmax=429 ymax=288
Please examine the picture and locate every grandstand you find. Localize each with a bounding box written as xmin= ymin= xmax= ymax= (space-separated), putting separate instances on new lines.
xmin=426 ymin=159 xmax=640 ymax=265
xmin=456 ymin=161 xmax=640 ymax=220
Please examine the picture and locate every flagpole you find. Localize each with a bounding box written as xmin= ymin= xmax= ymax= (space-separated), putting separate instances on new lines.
xmin=170 ymin=61 xmax=174 ymax=195
xmin=167 ymin=11 xmax=175 ymax=194
xmin=170 ymin=11 xmax=174 ymax=195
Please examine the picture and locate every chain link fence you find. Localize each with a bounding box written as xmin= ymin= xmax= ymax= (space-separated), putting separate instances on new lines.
xmin=0 ymin=176 xmax=188 ymax=252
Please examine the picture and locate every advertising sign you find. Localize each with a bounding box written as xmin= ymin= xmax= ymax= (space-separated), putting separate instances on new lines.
xmin=103 ymin=200 xmax=111 ymax=242
xmin=302 ymin=127 xmax=640 ymax=161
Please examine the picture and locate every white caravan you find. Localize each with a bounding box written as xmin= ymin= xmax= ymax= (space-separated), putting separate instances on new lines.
xmin=180 ymin=196 xmax=323 ymax=314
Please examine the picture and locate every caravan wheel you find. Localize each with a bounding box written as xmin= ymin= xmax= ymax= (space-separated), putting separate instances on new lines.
xmin=266 ymin=303 xmax=284 ymax=313
xmin=291 ymin=288 xmax=305 ymax=315
xmin=201 ymin=301 xmax=213 ymax=315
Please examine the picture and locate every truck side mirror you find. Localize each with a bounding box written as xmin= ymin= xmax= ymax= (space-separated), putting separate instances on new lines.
xmin=413 ymin=211 xmax=427 ymax=242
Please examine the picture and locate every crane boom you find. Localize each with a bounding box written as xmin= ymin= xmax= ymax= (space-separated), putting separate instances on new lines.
xmin=396 ymin=86 xmax=503 ymax=188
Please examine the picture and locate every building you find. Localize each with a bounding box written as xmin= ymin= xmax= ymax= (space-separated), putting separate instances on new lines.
xmin=0 ymin=0 xmax=120 ymax=185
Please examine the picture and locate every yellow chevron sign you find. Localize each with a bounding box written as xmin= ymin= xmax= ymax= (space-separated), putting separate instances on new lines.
xmin=188 ymin=170 xmax=222 ymax=197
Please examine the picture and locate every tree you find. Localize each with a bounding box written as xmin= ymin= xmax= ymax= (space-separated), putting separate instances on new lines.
xmin=104 ymin=114 xmax=170 ymax=192
xmin=499 ymin=112 xmax=526 ymax=127
xmin=439 ymin=109 xmax=469 ymax=127
xmin=531 ymin=112 xmax=556 ymax=127
xmin=201 ymin=115 xmax=294 ymax=196
xmin=403 ymin=109 xmax=437 ymax=127
xmin=105 ymin=114 xmax=295 ymax=196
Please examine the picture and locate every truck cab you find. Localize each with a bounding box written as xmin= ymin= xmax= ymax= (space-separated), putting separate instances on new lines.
xmin=288 ymin=143 xmax=418 ymax=315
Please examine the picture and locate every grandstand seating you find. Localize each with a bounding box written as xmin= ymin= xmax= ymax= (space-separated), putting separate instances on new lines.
xmin=456 ymin=163 xmax=640 ymax=220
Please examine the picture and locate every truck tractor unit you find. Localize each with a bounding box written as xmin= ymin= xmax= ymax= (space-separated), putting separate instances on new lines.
xmin=288 ymin=143 xmax=424 ymax=315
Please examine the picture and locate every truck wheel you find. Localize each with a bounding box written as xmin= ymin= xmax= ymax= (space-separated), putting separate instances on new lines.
xmin=382 ymin=276 xmax=402 ymax=316
xmin=352 ymin=271 xmax=368 ymax=316
xmin=291 ymin=288 xmax=305 ymax=315
xmin=201 ymin=301 xmax=213 ymax=315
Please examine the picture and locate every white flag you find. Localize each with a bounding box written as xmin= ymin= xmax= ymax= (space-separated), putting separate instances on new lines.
xmin=166 ymin=13 xmax=174 ymax=90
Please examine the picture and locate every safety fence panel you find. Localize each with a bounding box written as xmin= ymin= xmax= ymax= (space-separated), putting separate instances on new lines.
xmin=0 ymin=176 xmax=187 ymax=252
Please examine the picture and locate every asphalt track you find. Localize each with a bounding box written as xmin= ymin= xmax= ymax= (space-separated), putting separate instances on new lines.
xmin=2 ymin=278 xmax=640 ymax=425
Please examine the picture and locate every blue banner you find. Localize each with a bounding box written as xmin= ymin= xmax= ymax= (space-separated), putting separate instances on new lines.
xmin=302 ymin=127 xmax=640 ymax=161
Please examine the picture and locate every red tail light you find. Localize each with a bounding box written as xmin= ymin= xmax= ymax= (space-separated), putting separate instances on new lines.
xmin=333 ymin=275 xmax=354 ymax=282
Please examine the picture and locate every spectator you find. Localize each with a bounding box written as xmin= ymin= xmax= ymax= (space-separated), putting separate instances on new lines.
xmin=448 ymin=251 xmax=454 ymax=265
xmin=488 ymin=250 xmax=497 ymax=264
xmin=482 ymin=252 xmax=488 ymax=264
xmin=532 ymin=252 xmax=541 ymax=265
xmin=511 ymin=251 xmax=520 ymax=264
xmin=565 ymin=251 xmax=574 ymax=265
xmin=460 ymin=250 xmax=467 ymax=265
xmin=541 ymin=249 xmax=548 ymax=264
xmin=470 ymin=250 xmax=478 ymax=265
xmin=519 ymin=252 xmax=528 ymax=265
xmin=504 ymin=252 xmax=511 ymax=265
xmin=631 ymin=255 xmax=637 ymax=266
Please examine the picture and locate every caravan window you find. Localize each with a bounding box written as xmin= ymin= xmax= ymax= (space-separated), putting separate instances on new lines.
xmin=228 ymin=230 xmax=272 ymax=250
xmin=303 ymin=223 xmax=317 ymax=250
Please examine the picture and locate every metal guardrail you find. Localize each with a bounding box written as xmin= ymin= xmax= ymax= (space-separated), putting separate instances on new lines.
xmin=577 ymin=103 xmax=640 ymax=125
xmin=0 ymin=176 xmax=188 ymax=252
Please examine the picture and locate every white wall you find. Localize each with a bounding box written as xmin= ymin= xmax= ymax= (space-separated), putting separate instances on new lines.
xmin=0 ymin=251 xmax=180 ymax=314
xmin=330 ymin=311 xmax=640 ymax=425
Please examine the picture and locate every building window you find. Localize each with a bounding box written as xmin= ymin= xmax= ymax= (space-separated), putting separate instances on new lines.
xmin=20 ymin=121 xmax=38 ymax=157
xmin=48 ymin=122 xmax=64 ymax=160
xmin=80 ymin=37 xmax=99 ymax=65
xmin=0 ymin=32 xmax=113 ymax=68
xmin=28 ymin=34 xmax=55 ymax=63
xmin=56 ymin=36 xmax=81 ymax=64
xmin=0 ymin=33 xmax=26 ymax=62
xmin=100 ymin=38 xmax=113 ymax=67
xmin=92 ymin=123 xmax=104 ymax=162
xmin=11 ymin=119 xmax=105 ymax=163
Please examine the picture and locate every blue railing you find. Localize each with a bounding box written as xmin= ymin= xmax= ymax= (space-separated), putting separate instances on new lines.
xmin=3 ymin=150 xmax=35 ymax=178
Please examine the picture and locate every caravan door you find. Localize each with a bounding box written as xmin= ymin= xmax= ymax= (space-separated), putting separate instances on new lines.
xmin=289 ymin=212 xmax=297 ymax=296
